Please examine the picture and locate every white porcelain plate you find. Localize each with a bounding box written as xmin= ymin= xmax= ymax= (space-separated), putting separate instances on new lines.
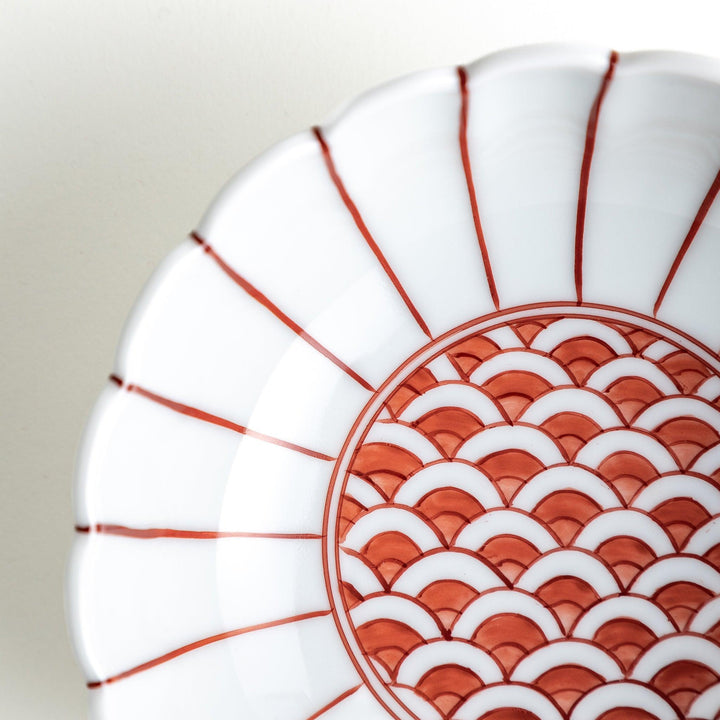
xmin=69 ymin=46 xmax=720 ymax=720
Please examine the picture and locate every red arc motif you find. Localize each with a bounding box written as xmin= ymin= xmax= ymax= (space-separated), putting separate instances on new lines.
xmin=330 ymin=313 xmax=720 ymax=720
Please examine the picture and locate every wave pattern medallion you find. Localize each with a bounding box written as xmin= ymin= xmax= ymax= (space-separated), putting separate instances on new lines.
xmin=329 ymin=312 xmax=720 ymax=720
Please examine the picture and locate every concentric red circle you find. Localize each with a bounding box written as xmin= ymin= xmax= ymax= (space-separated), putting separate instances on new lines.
xmin=324 ymin=307 xmax=720 ymax=720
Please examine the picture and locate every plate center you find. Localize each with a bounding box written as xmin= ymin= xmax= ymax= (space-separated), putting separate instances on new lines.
xmin=327 ymin=311 xmax=720 ymax=720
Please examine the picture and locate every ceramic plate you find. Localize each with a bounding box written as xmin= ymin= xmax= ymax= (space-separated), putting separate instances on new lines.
xmin=69 ymin=45 xmax=720 ymax=720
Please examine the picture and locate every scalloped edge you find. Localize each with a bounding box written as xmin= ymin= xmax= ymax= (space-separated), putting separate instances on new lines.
xmin=66 ymin=42 xmax=720 ymax=707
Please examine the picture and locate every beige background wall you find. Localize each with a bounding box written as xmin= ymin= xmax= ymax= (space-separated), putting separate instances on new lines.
xmin=2 ymin=1 xmax=719 ymax=716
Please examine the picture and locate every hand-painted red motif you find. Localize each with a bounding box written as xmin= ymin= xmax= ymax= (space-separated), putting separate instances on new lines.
xmin=330 ymin=314 xmax=720 ymax=720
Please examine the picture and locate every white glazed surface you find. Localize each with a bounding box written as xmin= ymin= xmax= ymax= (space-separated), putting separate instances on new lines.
xmin=69 ymin=46 xmax=720 ymax=719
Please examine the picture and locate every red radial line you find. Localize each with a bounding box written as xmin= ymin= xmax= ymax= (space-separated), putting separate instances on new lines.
xmin=109 ymin=374 xmax=334 ymax=462
xmin=75 ymin=525 xmax=322 ymax=540
xmin=305 ymin=684 xmax=363 ymax=720
xmin=654 ymin=166 xmax=720 ymax=316
xmin=189 ymin=231 xmax=374 ymax=392
xmin=575 ymin=49 xmax=619 ymax=304
xmin=457 ymin=66 xmax=500 ymax=311
xmin=87 ymin=609 xmax=332 ymax=687
xmin=311 ymin=126 xmax=433 ymax=339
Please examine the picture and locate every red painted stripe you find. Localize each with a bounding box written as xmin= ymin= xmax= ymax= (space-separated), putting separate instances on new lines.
xmin=189 ymin=232 xmax=374 ymax=392
xmin=87 ymin=609 xmax=332 ymax=687
xmin=110 ymin=376 xmax=335 ymax=462
xmin=312 ymin=126 xmax=433 ymax=339
xmin=305 ymin=685 xmax=363 ymax=720
xmin=457 ymin=66 xmax=499 ymax=311
xmin=575 ymin=50 xmax=619 ymax=304
xmin=654 ymin=166 xmax=720 ymax=316
xmin=75 ymin=525 xmax=322 ymax=540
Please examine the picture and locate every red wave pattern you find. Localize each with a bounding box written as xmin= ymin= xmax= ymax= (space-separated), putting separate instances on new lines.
xmin=335 ymin=315 xmax=720 ymax=720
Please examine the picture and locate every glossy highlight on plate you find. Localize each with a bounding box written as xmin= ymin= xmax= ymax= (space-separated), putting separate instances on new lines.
xmin=69 ymin=45 xmax=720 ymax=720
